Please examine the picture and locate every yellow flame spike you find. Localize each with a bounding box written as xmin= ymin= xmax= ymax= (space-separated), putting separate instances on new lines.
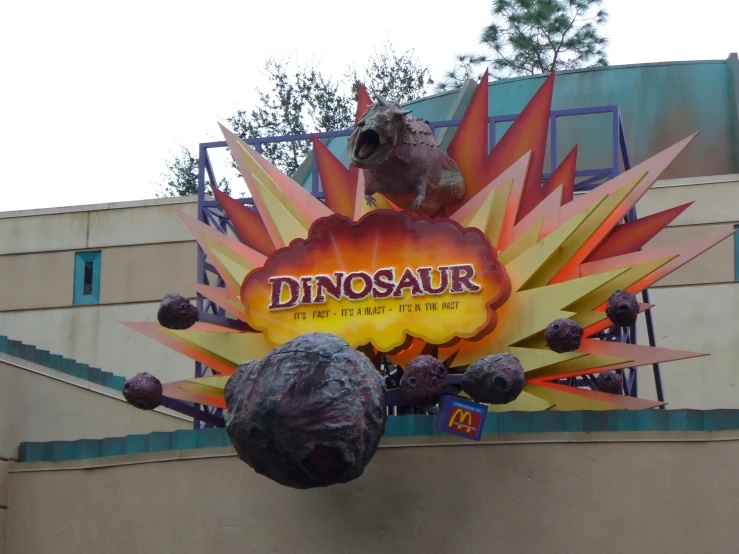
xmin=523 ymin=173 xmax=647 ymax=290
xmin=527 ymin=352 xmax=631 ymax=380
xmin=566 ymin=255 xmax=676 ymax=313
xmin=505 ymin=201 xmax=603 ymax=291
xmin=185 ymin=376 xmax=230 ymax=389
xmin=524 ymin=383 xmax=622 ymax=411
xmin=168 ymin=328 xmax=276 ymax=366
xmin=249 ymin=172 xmax=310 ymax=246
xmin=463 ymin=185 xmax=497 ymax=231
xmin=440 ymin=266 xmax=627 ymax=368
xmin=200 ymin=234 xmax=261 ymax=288
xmin=181 ymin=382 xmax=226 ymax=398
xmin=498 ymin=218 xmax=543 ymax=266
xmin=458 ymin=389 xmax=553 ymax=412
xmin=508 ymin=346 xmax=587 ymax=373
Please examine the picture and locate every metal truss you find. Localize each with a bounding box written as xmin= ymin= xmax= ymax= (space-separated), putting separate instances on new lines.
xmin=191 ymin=105 xmax=665 ymax=427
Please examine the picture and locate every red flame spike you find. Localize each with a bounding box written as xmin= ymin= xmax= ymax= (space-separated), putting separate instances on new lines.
xmin=355 ymin=83 xmax=372 ymax=125
xmin=584 ymin=203 xmax=693 ymax=263
xmin=312 ymin=136 xmax=358 ymax=218
xmin=540 ymin=146 xmax=577 ymax=208
xmin=209 ymin=184 xmax=275 ymax=256
xmin=447 ymin=71 xmax=555 ymax=216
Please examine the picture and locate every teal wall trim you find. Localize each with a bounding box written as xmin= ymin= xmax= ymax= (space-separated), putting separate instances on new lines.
xmin=18 ymin=409 xmax=739 ymax=463
xmin=734 ymin=225 xmax=739 ymax=281
xmin=0 ymin=334 xmax=126 ymax=392
xmin=299 ymin=55 xmax=739 ymax=192
xmin=73 ymin=250 xmax=101 ymax=305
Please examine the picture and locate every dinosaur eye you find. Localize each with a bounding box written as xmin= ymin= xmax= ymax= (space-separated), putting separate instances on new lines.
xmin=358 ymin=121 xmax=365 ymax=127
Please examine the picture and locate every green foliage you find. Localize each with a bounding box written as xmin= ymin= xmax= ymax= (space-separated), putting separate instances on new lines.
xmin=437 ymin=0 xmax=608 ymax=91
xmin=227 ymin=42 xmax=433 ymax=175
xmin=161 ymin=42 xmax=432 ymax=190
xmin=156 ymin=145 xmax=231 ymax=198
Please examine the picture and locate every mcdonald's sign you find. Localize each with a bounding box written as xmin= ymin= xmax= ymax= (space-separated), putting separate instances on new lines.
xmin=435 ymin=395 xmax=487 ymax=441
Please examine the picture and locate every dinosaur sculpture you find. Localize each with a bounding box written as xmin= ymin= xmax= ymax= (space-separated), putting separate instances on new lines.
xmin=347 ymin=97 xmax=466 ymax=216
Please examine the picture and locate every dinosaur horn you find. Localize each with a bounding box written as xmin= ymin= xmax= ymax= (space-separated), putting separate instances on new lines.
xmin=377 ymin=97 xmax=389 ymax=107
xmin=393 ymin=108 xmax=411 ymax=117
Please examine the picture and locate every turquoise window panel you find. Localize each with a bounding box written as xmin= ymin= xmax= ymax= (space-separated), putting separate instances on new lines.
xmin=735 ymin=225 xmax=739 ymax=281
xmin=73 ymin=250 xmax=101 ymax=305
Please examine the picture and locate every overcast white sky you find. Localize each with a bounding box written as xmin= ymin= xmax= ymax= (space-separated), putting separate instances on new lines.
xmin=1 ymin=0 xmax=737 ymax=212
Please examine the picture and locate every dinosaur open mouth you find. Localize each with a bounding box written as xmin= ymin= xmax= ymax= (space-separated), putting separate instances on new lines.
xmin=354 ymin=129 xmax=381 ymax=160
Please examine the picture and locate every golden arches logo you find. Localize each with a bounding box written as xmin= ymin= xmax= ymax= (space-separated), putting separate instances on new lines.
xmin=448 ymin=408 xmax=474 ymax=432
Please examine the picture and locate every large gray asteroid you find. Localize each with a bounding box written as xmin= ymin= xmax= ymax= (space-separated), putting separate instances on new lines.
xmin=225 ymin=333 xmax=387 ymax=489
xmin=122 ymin=372 xmax=163 ymax=410
xmin=606 ymin=290 xmax=639 ymax=328
xmin=461 ymin=353 xmax=525 ymax=404
xmin=400 ymin=355 xmax=447 ymax=407
xmin=157 ymin=293 xmax=199 ymax=330
xmin=544 ymin=318 xmax=584 ymax=353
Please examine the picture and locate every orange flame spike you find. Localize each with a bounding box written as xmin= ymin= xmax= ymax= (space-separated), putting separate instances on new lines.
xmin=209 ymin=184 xmax=275 ymax=256
xmin=355 ymin=83 xmax=372 ymax=125
xmin=540 ymin=145 xmax=577 ymax=208
xmin=163 ymin=381 xmax=227 ymax=410
xmin=446 ymin=69 xmax=489 ymax=201
xmin=312 ymin=135 xmax=358 ymax=217
xmin=585 ymin=203 xmax=693 ymax=263
xmin=528 ymin=338 xmax=705 ymax=382
xmin=122 ymin=322 xmax=238 ymax=375
xmin=549 ymin=134 xmax=698 ymax=284
xmin=448 ymin=71 xmax=555 ymax=214
xmin=528 ymin=381 xmax=665 ymax=410
xmin=580 ymin=231 xmax=734 ymax=298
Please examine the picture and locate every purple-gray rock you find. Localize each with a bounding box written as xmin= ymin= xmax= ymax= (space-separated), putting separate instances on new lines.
xmin=225 ymin=333 xmax=387 ymax=489
xmin=224 ymin=361 xmax=255 ymax=410
xmin=400 ymin=355 xmax=447 ymax=407
xmin=544 ymin=318 xmax=584 ymax=353
xmin=461 ymin=353 xmax=525 ymax=405
xmin=157 ymin=293 xmax=199 ymax=330
xmin=122 ymin=372 xmax=163 ymax=410
xmin=606 ymin=290 xmax=639 ymax=328
xmin=596 ymin=371 xmax=623 ymax=394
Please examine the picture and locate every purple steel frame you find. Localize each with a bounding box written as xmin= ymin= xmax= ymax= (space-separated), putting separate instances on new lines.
xmin=189 ymin=105 xmax=665 ymax=428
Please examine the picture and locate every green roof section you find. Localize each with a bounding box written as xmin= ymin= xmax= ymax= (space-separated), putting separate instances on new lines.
xmin=298 ymin=55 xmax=739 ymax=191
xmin=18 ymin=409 xmax=739 ymax=463
xmin=0 ymin=335 xmax=127 ymax=392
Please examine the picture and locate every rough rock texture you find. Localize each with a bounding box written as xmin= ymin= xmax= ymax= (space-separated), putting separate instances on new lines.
xmin=544 ymin=318 xmax=584 ymax=353
xmin=224 ymin=361 xmax=255 ymax=410
xmin=461 ymin=353 xmax=525 ymax=405
xmin=157 ymin=293 xmax=199 ymax=330
xmin=606 ymin=290 xmax=639 ymax=328
xmin=597 ymin=371 xmax=623 ymax=394
xmin=400 ymin=355 xmax=447 ymax=407
xmin=122 ymin=372 xmax=163 ymax=410
xmin=348 ymin=97 xmax=465 ymax=216
xmin=225 ymin=333 xmax=387 ymax=489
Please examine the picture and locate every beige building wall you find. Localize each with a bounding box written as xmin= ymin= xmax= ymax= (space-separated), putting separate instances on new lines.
xmin=7 ymin=436 xmax=739 ymax=553
xmin=0 ymin=197 xmax=200 ymax=383
xmin=0 ymin=357 xmax=190 ymax=461
xmin=0 ymin=175 xmax=738 ymax=407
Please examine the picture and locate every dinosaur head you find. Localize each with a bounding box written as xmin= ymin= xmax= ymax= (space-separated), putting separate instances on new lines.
xmin=348 ymin=97 xmax=411 ymax=168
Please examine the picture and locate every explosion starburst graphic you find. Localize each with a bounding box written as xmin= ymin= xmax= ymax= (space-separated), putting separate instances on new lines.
xmin=124 ymin=71 xmax=731 ymax=413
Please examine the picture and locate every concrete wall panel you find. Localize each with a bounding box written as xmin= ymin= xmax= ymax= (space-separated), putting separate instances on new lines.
xmin=99 ymin=242 xmax=196 ymax=304
xmin=0 ymin=252 xmax=74 ymax=310
xmin=0 ymin=212 xmax=89 ymax=256
xmin=86 ymin=202 xmax=197 ymax=249
xmin=638 ymin=177 xmax=739 ymax=226
xmin=7 ymin=440 xmax=739 ymax=553
xmin=0 ymin=361 xmax=189 ymax=460
xmin=637 ymin=283 xmax=739 ymax=409
xmin=0 ymin=303 xmax=194 ymax=383
xmin=646 ymin=223 xmax=735 ymax=286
